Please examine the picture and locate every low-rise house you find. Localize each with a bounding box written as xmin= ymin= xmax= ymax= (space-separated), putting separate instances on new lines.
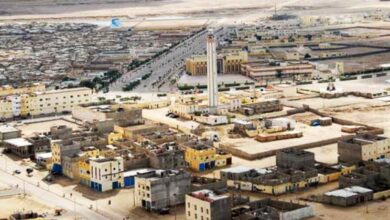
xmin=135 ymin=170 xmax=191 ymax=211
xmin=3 ymin=138 xmax=33 ymax=158
xmin=72 ymin=103 xmax=144 ymax=133
xmin=323 ymin=186 xmax=373 ymax=207
xmin=0 ymin=125 xmax=21 ymax=143
xmin=184 ymin=140 xmax=232 ymax=172
xmin=338 ymin=134 xmax=390 ymax=163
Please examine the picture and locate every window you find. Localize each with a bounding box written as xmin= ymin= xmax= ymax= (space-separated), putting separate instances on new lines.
xmin=195 ymin=214 xmax=197 ymax=219
xmin=194 ymin=205 xmax=197 ymax=211
xmin=188 ymin=211 xmax=191 ymax=217
xmin=201 ymin=207 xmax=203 ymax=213
xmin=187 ymin=202 xmax=190 ymax=208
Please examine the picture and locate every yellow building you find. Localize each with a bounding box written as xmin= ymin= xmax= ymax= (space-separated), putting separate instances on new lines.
xmin=185 ymin=145 xmax=232 ymax=171
xmin=185 ymin=55 xmax=207 ymax=75
xmin=108 ymin=131 xmax=124 ymax=145
xmin=78 ymin=147 xmax=101 ymax=186
xmin=185 ymin=145 xmax=216 ymax=171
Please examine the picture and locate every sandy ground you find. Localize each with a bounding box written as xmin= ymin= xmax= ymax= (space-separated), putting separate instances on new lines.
xmin=326 ymin=104 xmax=390 ymax=136
xmin=290 ymin=95 xmax=385 ymax=109
xmin=0 ymin=195 xmax=58 ymax=219
xmin=0 ymin=0 xmax=389 ymax=29
xmin=297 ymin=75 xmax=390 ymax=94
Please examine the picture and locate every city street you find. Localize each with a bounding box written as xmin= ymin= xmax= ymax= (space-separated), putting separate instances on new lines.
xmin=110 ymin=26 xmax=229 ymax=93
xmin=0 ymin=153 xmax=124 ymax=220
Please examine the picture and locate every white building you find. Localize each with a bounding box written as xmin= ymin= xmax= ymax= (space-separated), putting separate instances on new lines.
xmin=90 ymin=157 xmax=124 ymax=192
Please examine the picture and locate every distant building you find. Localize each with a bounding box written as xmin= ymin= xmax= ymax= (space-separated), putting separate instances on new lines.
xmin=0 ymin=83 xmax=45 ymax=97
xmin=135 ymin=170 xmax=191 ymax=211
xmin=72 ymin=103 xmax=143 ymax=133
xmin=241 ymin=61 xmax=313 ymax=82
xmin=186 ymin=189 xmax=232 ymax=220
xmin=0 ymin=86 xmax=92 ymax=119
xmin=284 ymin=49 xmax=300 ymax=61
xmin=185 ymin=51 xmax=248 ymax=76
xmin=338 ymin=134 xmax=390 ymax=163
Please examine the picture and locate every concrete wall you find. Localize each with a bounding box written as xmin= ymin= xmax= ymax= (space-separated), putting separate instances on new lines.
xmin=280 ymin=206 xmax=314 ymax=220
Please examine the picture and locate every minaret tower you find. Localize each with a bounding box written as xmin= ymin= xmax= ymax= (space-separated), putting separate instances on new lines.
xmin=207 ymin=29 xmax=218 ymax=113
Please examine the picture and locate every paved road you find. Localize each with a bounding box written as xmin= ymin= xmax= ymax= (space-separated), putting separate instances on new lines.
xmin=0 ymin=168 xmax=111 ymax=220
xmin=110 ymin=26 xmax=229 ymax=92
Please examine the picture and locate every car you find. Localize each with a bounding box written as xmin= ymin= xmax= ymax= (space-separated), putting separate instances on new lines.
xmin=13 ymin=170 xmax=21 ymax=174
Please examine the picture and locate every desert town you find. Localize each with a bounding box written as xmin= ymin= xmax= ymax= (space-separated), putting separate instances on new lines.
xmin=1 ymin=0 xmax=390 ymax=220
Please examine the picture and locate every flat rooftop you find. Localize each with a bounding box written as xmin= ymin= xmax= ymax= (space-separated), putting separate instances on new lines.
xmin=325 ymin=186 xmax=373 ymax=198
xmin=0 ymin=125 xmax=19 ymax=133
xmin=222 ymin=122 xmax=344 ymax=158
xmin=5 ymin=138 xmax=32 ymax=147
xmin=189 ymin=189 xmax=229 ymax=202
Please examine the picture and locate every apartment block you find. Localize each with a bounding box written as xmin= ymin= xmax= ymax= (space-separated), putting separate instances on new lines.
xmin=0 ymin=85 xmax=92 ymax=119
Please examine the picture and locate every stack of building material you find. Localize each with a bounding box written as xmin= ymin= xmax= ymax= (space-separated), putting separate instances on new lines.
xmin=255 ymin=131 xmax=303 ymax=142
xmin=341 ymin=125 xmax=365 ymax=133
xmin=319 ymin=117 xmax=332 ymax=126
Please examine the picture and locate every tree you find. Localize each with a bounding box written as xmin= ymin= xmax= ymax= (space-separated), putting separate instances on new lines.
xmin=275 ymin=69 xmax=283 ymax=83
xmin=79 ymin=80 xmax=96 ymax=89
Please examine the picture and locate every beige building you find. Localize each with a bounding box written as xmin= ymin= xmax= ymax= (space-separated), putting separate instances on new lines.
xmin=338 ymin=134 xmax=390 ymax=163
xmin=284 ymin=49 xmax=300 ymax=61
xmin=0 ymin=83 xmax=45 ymax=97
xmin=186 ymin=189 xmax=231 ymax=220
xmin=185 ymin=51 xmax=248 ymax=76
xmin=0 ymin=86 xmax=92 ymax=119
xmin=241 ymin=61 xmax=314 ymax=82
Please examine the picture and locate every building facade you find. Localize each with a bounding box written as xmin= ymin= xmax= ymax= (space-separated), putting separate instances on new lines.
xmin=0 ymin=86 xmax=92 ymax=119
xmin=135 ymin=170 xmax=191 ymax=211
xmin=338 ymin=134 xmax=390 ymax=163
xmin=186 ymin=189 xmax=232 ymax=220
xmin=90 ymin=157 xmax=124 ymax=192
